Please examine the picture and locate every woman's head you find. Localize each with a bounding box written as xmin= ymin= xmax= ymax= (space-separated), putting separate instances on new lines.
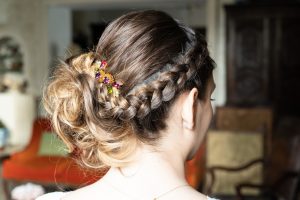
xmin=43 ymin=10 xmax=215 ymax=169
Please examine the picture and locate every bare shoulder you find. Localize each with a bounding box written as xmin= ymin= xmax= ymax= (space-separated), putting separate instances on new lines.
xmin=36 ymin=192 xmax=66 ymax=200
xmin=61 ymin=180 xmax=130 ymax=200
xmin=163 ymin=186 xmax=208 ymax=200
xmin=61 ymin=183 xmax=103 ymax=200
xmin=181 ymin=187 xmax=208 ymax=200
xmin=60 ymin=179 xmax=207 ymax=200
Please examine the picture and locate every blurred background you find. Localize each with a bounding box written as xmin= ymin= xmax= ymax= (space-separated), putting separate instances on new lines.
xmin=0 ymin=0 xmax=299 ymax=199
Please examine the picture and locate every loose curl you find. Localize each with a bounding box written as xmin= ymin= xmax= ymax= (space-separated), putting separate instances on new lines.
xmin=43 ymin=10 xmax=215 ymax=170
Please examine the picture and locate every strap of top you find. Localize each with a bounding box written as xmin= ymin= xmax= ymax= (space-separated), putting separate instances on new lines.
xmin=207 ymin=196 xmax=219 ymax=200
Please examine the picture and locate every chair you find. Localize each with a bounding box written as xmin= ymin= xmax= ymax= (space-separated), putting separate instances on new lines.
xmin=215 ymin=106 xmax=273 ymax=156
xmin=2 ymin=118 xmax=105 ymax=199
xmin=204 ymin=106 xmax=272 ymax=198
xmin=205 ymin=106 xmax=300 ymax=200
xmin=204 ymin=129 xmax=265 ymax=198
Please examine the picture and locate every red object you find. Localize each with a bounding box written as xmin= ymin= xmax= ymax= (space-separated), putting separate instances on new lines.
xmin=100 ymin=60 xmax=107 ymax=69
xmin=2 ymin=118 xmax=105 ymax=186
xmin=2 ymin=118 xmax=205 ymax=189
xmin=185 ymin=143 xmax=206 ymax=189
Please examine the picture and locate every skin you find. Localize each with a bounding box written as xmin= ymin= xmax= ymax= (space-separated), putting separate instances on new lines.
xmin=62 ymin=76 xmax=216 ymax=200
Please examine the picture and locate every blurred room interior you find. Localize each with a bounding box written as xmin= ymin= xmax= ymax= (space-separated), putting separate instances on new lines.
xmin=0 ymin=0 xmax=299 ymax=199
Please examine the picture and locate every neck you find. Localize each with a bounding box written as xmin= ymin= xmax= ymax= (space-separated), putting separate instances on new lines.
xmin=136 ymin=147 xmax=186 ymax=178
xmin=101 ymin=146 xmax=189 ymax=198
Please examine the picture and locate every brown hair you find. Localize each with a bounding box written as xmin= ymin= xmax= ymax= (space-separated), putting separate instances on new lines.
xmin=43 ymin=10 xmax=215 ymax=170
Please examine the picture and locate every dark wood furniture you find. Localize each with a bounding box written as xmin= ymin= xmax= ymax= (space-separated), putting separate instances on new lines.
xmin=225 ymin=4 xmax=300 ymax=119
xmin=215 ymin=4 xmax=300 ymax=200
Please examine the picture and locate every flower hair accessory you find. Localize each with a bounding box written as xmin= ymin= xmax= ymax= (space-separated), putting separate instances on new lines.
xmin=93 ymin=59 xmax=123 ymax=97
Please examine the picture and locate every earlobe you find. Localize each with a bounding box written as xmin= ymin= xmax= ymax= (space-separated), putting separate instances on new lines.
xmin=183 ymin=120 xmax=193 ymax=130
xmin=181 ymin=88 xmax=199 ymax=130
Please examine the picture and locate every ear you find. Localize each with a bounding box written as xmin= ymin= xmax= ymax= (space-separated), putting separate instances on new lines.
xmin=181 ymin=88 xmax=199 ymax=130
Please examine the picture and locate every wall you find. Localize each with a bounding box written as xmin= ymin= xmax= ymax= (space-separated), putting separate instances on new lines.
xmin=206 ymin=0 xmax=235 ymax=107
xmin=0 ymin=1 xmax=8 ymax=24
xmin=0 ymin=0 xmax=48 ymax=96
xmin=48 ymin=7 xmax=72 ymax=66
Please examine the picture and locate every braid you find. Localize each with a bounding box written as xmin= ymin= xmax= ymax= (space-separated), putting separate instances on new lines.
xmin=94 ymin=51 xmax=199 ymax=122
xmin=92 ymin=32 xmax=213 ymax=141
xmin=91 ymin=20 xmax=212 ymax=126
xmin=133 ymin=62 xmax=193 ymax=118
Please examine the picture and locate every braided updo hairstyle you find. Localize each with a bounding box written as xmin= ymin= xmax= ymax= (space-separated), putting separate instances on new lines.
xmin=43 ymin=10 xmax=215 ymax=170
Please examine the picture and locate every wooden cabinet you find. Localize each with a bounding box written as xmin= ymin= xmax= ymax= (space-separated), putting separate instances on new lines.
xmin=225 ymin=5 xmax=300 ymax=117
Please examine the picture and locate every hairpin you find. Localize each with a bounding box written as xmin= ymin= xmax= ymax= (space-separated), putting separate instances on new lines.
xmin=93 ymin=60 xmax=122 ymax=97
